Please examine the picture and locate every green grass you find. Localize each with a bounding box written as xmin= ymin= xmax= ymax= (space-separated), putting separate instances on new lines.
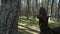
xmin=48 ymin=19 xmax=60 ymax=28
xmin=18 ymin=16 xmax=60 ymax=34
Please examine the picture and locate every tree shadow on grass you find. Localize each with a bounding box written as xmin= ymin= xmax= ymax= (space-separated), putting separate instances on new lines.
xmin=18 ymin=28 xmax=33 ymax=34
xmin=48 ymin=26 xmax=60 ymax=34
xmin=18 ymin=18 xmax=39 ymax=26
xmin=18 ymin=29 xmax=33 ymax=34
xmin=18 ymin=16 xmax=40 ymax=34
xmin=18 ymin=31 xmax=33 ymax=34
xmin=25 ymin=26 xmax=40 ymax=33
xmin=48 ymin=20 xmax=60 ymax=28
xmin=18 ymin=24 xmax=40 ymax=34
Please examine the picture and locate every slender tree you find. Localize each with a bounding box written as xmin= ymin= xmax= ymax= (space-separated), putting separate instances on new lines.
xmin=27 ymin=0 xmax=31 ymax=20
xmin=58 ymin=0 xmax=60 ymax=21
xmin=51 ymin=0 xmax=54 ymax=17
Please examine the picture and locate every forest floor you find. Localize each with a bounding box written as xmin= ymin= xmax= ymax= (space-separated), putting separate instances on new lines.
xmin=18 ymin=16 xmax=60 ymax=34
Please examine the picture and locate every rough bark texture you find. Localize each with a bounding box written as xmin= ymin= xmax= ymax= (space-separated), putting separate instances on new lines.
xmin=0 ymin=0 xmax=20 ymax=34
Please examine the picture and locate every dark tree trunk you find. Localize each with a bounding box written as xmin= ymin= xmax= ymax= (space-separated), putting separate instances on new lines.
xmin=51 ymin=0 xmax=54 ymax=17
xmin=0 ymin=0 xmax=20 ymax=34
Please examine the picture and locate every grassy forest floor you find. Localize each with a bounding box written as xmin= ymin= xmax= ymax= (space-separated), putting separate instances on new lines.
xmin=18 ymin=16 xmax=60 ymax=34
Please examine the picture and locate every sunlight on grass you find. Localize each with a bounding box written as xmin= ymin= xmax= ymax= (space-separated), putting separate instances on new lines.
xmin=49 ymin=20 xmax=56 ymax=23
xmin=18 ymin=16 xmax=40 ymax=34
xmin=18 ymin=16 xmax=60 ymax=34
xmin=48 ymin=19 xmax=60 ymax=28
xmin=19 ymin=16 xmax=27 ymax=18
xmin=18 ymin=23 xmax=27 ymax=26
xmin=26 ymin=29 xmax=38 ymax=34
xmin=18 ymin=26 xmax=26 ymax=29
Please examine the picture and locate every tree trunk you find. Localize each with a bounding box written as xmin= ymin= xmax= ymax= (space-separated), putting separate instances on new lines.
xmin=51 ymin=0 xmax=54 ymax=17
xmin=58 ymin=0 xmax=60 ymax=21
xmin=0 ymin=0 xmax=20 ymax=34
xmin=27 ymin=0 xmax=31 ymax=20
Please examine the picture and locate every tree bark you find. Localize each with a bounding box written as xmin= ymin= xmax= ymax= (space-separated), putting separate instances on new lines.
xmin=58 ymin=0 xmax=60 ymax=21
xmin=27 ymin=0 xmax=31 ymax=20
xmin=0 ymin=0 xmax=20 ymax=34
xmin=51 ymin=0 xmax=54 ymax=17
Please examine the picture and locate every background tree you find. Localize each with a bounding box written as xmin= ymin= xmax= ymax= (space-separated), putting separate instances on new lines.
xmin=26 ymin=0 xmax=30 ymax=20
xmin=57 ymin=0 xmax=60 ymax=21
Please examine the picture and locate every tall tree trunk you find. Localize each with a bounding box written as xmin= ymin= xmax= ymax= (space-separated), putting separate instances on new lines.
xmin=32 ymin=0 xmax=37 ymax=20
xmin=36 ymin=0 xmax=38 ymax=8
xmin=27 ymin=0 xmax=31 ymax=20
xmin=0 ymin=0 xmax=20 ymax=34
xmin=58 ymin=0 xmax=60 ymax=21
xmin=51 ymin=0 xmax=54 ymax=17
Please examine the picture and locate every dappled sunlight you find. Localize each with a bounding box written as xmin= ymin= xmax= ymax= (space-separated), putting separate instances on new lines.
xmin=28 ymin=26 xmax=40 ymax=32
xmin=19 ymin=16 xmax=27 ymax=18
xmin=18 ymin=16 xmax=40 ymax=34
xmin=18 ymin=26 xmax=40 ymax=34
xmin=26 ymin=30 xmax=38 ymax=34
xmin=18 ymin=23 xmax=40 ymax=34
xmin=48 ymin=19 xmax=60 ymax=28
xmin=18 ymin=16 xmax=60 ymax=34
xmin=18 ymin=26 xmax=27 ymax=30
xmin=19 ymin=19 xmax=30 ymax=23
xmin=49 ymin=23 xmax=60 ymax=28
xmin=49 ymin=20 xmax=56 ymax=23
xmin=18 ymin=23 xmax=27 ymax=26
xmin=35 ymin=18 xmax=39 ymax=21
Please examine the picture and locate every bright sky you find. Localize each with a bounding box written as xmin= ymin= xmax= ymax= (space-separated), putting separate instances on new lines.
xmin=38 ymin=0 xmax=42 ymax=3
xmin=38 ymin=0 xmax=59 ymax=3
xmin=0 ymin=0 xmax=59 ymax=6
xmin=54 ymin=0 xmax=59 ymax=3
